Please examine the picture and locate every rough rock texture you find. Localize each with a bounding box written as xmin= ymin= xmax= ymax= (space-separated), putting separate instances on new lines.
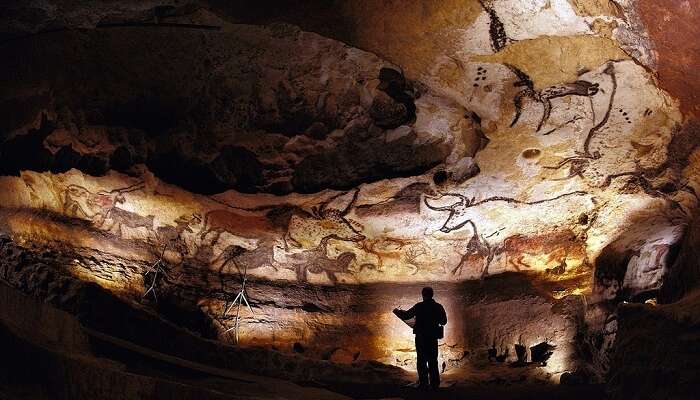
xmin=1 ymin=0 xmax=700 ymax=396
xmin=1 ymin=20 xmax=464 ymax=194
xmin=0 ymin=275 xmax=384 ymax=400
xmin=0 ymin=238 xmax=410 ymax=389
xmin=636 ymin=0 xmax=700 ymax=117
xmin=0 ymin=235 xmax=586 ymax=377
xmin=607 ymin=291 xmax=700 ymax=400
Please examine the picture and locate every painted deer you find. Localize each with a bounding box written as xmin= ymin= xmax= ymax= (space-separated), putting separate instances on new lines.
xmin=358 ymin=237 xmax=408 ymax=272
xmin=402 ymin=244 xmax=429 ymax=275
xmin=283 ymin=189 xmax=365 ymax=250
xmin=448 ymin=220 xmax=495 ymax=278
xmin=155 ymin=214 xmax=202 ymax=256
xmin=358 ymin=238 xmax=426 ymax=275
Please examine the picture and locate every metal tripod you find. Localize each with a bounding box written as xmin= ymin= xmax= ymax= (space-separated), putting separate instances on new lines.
xmin=143 ymin=244 xmax=168 ymax=302
xmin=222 ymin=263 xmax=254 ymax=343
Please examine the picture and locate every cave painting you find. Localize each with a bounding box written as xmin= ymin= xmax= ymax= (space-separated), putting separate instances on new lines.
xmin=62 ymin=182 xmax=144 ymax=226
xmin=423 ymin=191 xmax=593 ymax=277
xmin=450 ymin=222 xmax=495 ymax=278
xmin=542 ymin=63 xmax=617 ymax=183
xmin=508 ymin=64 xmax=600 ymax=133
xmin=41 ymin=73 xmax=683 ymax=284
xmin=501 ymin=230 xmax=584 ymax=273
xmin=283 ymin=188 xmax=365 ymax=250
xmin=358 ymin=237 xmax=408 ymax=272
xmin=479 ymin=0 xmax=509 ymax=52
xmin=156 ymin=214 xmax=201 ymax=257
xmin=212 ymin=240 xmax=279 ymax=276
xmin=359 ymin=238 xmax=430 ymax=275
xmin=199 ymin=208 xmax=279 ymax=245
xmin=285 ymin=234 xmax=358 ymax=283
xmin=401 ymin=244 xmax=430 ymax=275
xmin=62 ymin=182 xmax=154 ymax=240
xmin=2 ymin=3 xmax=698 ymax=392
xmin=102 ymin=206 xmax=155 ymax=239
xmin=57 ymin=181 xmax=366 ymax=284
xmin=61 ymin=182 xmax=205 ymax=259
xmin=3 ymin=32 xmax=687 ymax=291
xmin=423 ymin=191 xmax=589 ymax=234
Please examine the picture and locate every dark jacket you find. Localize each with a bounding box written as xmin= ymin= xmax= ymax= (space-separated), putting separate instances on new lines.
xmin=395 ymin=299 xmax=447 ymax=338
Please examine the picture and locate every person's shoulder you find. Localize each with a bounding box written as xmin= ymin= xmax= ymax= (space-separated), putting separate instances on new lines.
xmin=413 ymin=301 xmax=428 ymax=310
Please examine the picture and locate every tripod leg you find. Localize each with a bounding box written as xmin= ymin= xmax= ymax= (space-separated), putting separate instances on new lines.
xmin=232 ymin=291 xmax=243 ymax=304
xmin=235 ymin=301 xmax=241 ymax=343
xmin=143 ymin=271 xmax=155 ymax=299
xmin=223 ymin=304 xmax=237 ymax=334
xmin=152 ymin=270 xmax=160 ymax=302
xmin=241 ymin=293 xmax=254 ymax=315
xmin=223 ymin=291 xmax=243 ymax=317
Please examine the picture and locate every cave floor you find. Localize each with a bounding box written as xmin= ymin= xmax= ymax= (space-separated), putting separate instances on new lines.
xmin=0 ymin=240 xmax=606 ymax=399
xmin=294 ymin=359 xmax=607 ymax=399
xmin=91 ymin=325 xmax=605 ymax=400
xmin=331 ymin=384 xmax=605 ymax=400
xmin=0 ymin=278 xmax=607 ymax=400
xmin=325 ymin=366 xmax=606 ymax=400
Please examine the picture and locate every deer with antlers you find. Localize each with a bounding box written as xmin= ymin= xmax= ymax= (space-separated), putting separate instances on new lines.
xmin=283 ymin=188 xmax=365 ymax=250
xmin=358 ymin=237 xmax=408 ymax=272
xmin=154 ymin=213 xmax=202 ymax=258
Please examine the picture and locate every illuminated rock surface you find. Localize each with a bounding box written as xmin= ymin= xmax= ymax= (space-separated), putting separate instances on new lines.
xmin=1 ymin=1 xmax=699 ymax=399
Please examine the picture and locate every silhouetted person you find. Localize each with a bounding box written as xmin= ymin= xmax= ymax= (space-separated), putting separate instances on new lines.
xmin=393 ymin=287 xmax=447 ymax=390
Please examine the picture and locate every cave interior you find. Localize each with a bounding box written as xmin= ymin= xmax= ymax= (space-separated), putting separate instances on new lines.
xmin=1 ymin=1 xmax=700 ymax=399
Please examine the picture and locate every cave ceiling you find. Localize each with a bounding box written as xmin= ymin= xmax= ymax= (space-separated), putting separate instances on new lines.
xmin=1 ymin=0 xmax=700 ymax=377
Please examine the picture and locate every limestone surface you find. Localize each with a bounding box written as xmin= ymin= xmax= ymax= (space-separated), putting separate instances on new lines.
xmin=1 ymin=1 xmax=699 ymax=393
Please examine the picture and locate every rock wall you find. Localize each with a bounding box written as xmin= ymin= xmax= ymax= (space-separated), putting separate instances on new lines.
xmin=1 ymin=0 xmax=700 ymax=387
xmin=607 ymin=292 xmax=700 ymax=399
xmin=0 ymin=236 xmax=583 ymax=379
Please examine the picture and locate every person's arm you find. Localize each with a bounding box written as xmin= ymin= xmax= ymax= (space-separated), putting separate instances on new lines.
xmin=439 ymin=304 xmax=447 ymax=326
xmin=393 ymin=304 xmax=417 ymax=320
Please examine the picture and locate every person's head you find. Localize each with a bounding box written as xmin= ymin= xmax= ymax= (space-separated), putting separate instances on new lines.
xmin=422 ymin=287 xmax=434 ymax=300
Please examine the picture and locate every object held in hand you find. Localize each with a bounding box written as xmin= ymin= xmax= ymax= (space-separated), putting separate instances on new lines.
xmin=393 ymin=307 xmax=416 ymax=328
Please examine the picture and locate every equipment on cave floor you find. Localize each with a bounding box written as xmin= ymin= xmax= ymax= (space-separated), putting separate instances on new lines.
xmin=221 ymin=263 xmax=255 ymax=344
xmin=530 ymin=342 xmax=556 ymax=365
xmin=143 ymin=244 xmax=169 ymax=302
